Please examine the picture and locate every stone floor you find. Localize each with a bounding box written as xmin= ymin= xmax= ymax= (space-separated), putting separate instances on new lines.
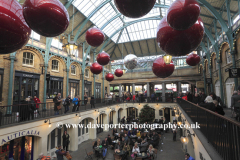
xmin=223 ymin=108 xmax=239 ymax=122
xmin=57 ymin=129 xmax=185 ymax=160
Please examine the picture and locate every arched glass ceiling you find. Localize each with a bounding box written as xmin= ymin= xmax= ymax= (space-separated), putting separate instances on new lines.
xmin=72 ymin=0 xmax=176 ymax=43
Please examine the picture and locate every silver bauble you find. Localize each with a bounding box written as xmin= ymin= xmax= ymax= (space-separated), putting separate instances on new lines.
xmin=124 ymin=54 xmax=138 ymax=70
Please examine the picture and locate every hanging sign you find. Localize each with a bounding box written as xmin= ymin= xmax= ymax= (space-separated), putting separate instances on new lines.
xmin=206 ymin=78 xmax=212 ymax=84
xmin=229 ymin=68 xmax=240 ymax=78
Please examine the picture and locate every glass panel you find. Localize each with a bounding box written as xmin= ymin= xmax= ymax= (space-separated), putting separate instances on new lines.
xmin=14 ymin=77 xmax=20 ymax=102
xmin=27 ymin=84 xmax=32 ymax=97
xmin=21 ymin=84 xmax=25 ymax=100
xmin=51 ymin=129 xmax=56 ymax=149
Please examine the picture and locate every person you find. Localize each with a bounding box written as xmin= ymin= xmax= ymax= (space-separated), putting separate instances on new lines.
xmin=147 ymin=144 xmax=155 ymax=159
xmin=93 ymin=138 xmax=101 ymax=149
xmin=209 ymin=92 xmax=225 ymax=107
xmin=185 ymin=153 xmax=195 ymax=160
xmin=199 ymin=96 xmax=215 ymax=112
xmin=139 ymin=139 xmax=148 ymax=152
xmin=62 ymin=131 xmax=70 ymax=151
xmin=200 ymin=91 xmax=207 ymax=103
xmin=136 ymin=93 xmax=139 ymax=102
xmin=151 ymin=93 xmax=155 ymax=102
xmin=107 ymin=134 xmax=113 ymax=149
xmin=136 ymin=130 xmax=141 ymax=137
xmin=133 ymin=94 xmax=136 ymax=102
xmin=192 ymin=93 xmax=201 ymax=105
xmin=172 ymin=121 xmax=177 ymax=141
xmin=29 ymin=97 xmax=35 ymax=120
xmin=149 ymin=131 xmax=159 ymax=148
xmin=84 ymin=93 xmax=88 ymax=106
xmin=232 ymin=91 xmax=238 ymax=96
xmin=128 ymin=130 xmax=133 ymax=137
xmin=90 ymin=95 xmax=95 ymax=108
xmin=55 ymin=145 xmax=68 ymax=160
xmin=231 ymin=86 xmax=240 ymax=120
xmin=102 ymin=137 xmax=108 ymax=158
xmin=113 ymin=128 xmax=118 ymax=136
xmin=53 ymin=93 xmax=62 ymax=115
xmin=114 ymin=141 xmax=123 ymax=152
xmin=121 ymin=116 xmax=125 ymax=124
xmin=163 ymin=117 xmax=169 ymax=133
xmin=213 ymin=100 xmax=225 ymax=115
xmin=33 ymin=96 xmax=41 ymax=115
xmin=132 ymin=142 xmax=140 ymax=159
xmin=72 ymin=95 xmax=79 ymax=112
xmin=187 ymin=92 xmax=193 ymax=102
xmin=122 ymin=142 xmax=130 ymax=159
xmin=137 ymin=137 xmax=142 ymax=143
xmin=124 ymin=134 xmax=128 ymax=143
xmin=64 ymin=95 xmax=71 ymax=114
xmin=178 ymin=92 xmax=183 ymax=98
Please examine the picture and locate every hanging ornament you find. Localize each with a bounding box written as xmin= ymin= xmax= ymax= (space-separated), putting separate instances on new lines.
xmin=114 ymin=0 xmax=156 ymax=18
xmin=23 ymin=0 xmax=69 ymax=37
xmin=97 ymin=52 xmax=110 ymax=65
xmin=156 ymin=17 xmax=204 ymax=56
xmin=0 ymin=0 xmax=31 ymax=54
xmin=115 ymin=69 xmax=123 ymax=77
xmin=124 ymin=54 xmax=138 ymax=70
xmin=167 ymin=0 xmax=200 ymax=30
xmin=186 ymin=53 xmax=201 ymax=66
xmin=152 ymin=56 xmax=174 ymax=78
xmin=105 ymin=73 xmax=114 ymax=82
xmin=86 ymin=27 xmax=105 ymax=47
xmin=90 ymin=62 xmax=103 ymax=74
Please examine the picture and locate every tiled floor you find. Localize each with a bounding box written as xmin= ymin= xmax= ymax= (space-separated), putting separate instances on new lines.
xmin=63 ymin=129 xmax=185 ymax=160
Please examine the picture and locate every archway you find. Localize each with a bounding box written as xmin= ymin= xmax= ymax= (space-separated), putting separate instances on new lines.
xmin=127 ymin=107 xmax=138 ymax=121
xmin=215 ymin=80 xmax=220 ymax=97
xmin=118 ymin=108 xmax=123 ymax=123
xmin=225 ymin=78 xmax=235 ymax=108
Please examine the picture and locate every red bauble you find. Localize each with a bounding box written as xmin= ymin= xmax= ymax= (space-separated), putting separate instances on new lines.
xmin=156 ymin=17 xmax=204 ymax=56
xmin=97 ymin=52 xmax=110 ymax=65
xmin=167 ymin=0 xmax=200 ymax=30
xmin=90 ymin=62 xmax=103 ymax=74
xmin=114 ymin=69 xmax=123 ymax=77
xmin=186 ymin=53 xmax=201 ymax=66
xmin=105 ymin=73 xmax=114 ymax=82
xmin=114 ymin=0 xmax=156 ymax=18
xmin=152 ymin=57 xmax=175 ymax=78
xmin=0 ymin=0 xmax=31 ymax=54
xmin=86 ymin=27 xmax=105 ymax=47
xmin=23 ymin=0 xmax=69 ymax=37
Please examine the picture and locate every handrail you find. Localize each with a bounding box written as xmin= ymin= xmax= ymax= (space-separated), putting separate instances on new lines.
xmin=178 ymin=98 xmax=240 ymax=126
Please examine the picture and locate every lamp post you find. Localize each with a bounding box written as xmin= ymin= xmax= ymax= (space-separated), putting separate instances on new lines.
xmin=63 ymin=35 xmax=78 ymax=57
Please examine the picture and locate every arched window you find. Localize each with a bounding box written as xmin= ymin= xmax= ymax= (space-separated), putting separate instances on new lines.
xmin=52 ymin=60 xmax=59 ymax=71
xmin=71 ymin=65 xmax=76 ymax=75
xmin=85 ymin=69 xmax=89 ymax=78
xmin=22 ymin=52 xmax=34 ymax=66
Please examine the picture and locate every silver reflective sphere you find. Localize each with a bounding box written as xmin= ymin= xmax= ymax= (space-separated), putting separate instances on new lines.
xmin=124 ymin=54 xmax=138 ymax=70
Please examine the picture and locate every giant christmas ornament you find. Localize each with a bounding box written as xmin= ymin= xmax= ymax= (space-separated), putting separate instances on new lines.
xmin=23 ymin=0 xmax=69 ymax=37
xmin=105 ymin=73 xmax=114 ymax=82
xmin=115 ymin=69 xmax=123 ymax=77
xmin=167 ymin=0 xmax=200 ymax=30
xmin=114 ymin=0 xmax=156 ymax=18
xmin=156 ymin=17 xmax=204 ymax=56
xmin=90 ymin=62 xmax=103 ymax=74
xmin=0 ymin=0 xmax=31 ymax=54
xmin=186 ymin=53 xmax=200 ymax=66
xmin=124 ymin=54 xmax=138 ymax=70
xmin=86 ymin=27 xmax=105 ymax=47
xmin=97 ymin=52 xmax=110 ymax=65
xmin=152 ymin=56 xmax=174 ymax=78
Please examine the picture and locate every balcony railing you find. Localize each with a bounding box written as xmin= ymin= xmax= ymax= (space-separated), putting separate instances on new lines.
xmin=177 ymin=98 xmax=240 ymax=160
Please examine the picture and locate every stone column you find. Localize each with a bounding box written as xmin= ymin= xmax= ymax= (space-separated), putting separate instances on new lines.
xmin=178 ymin=82 xmax=182 ymax=93
xmin=119 ymin=84 xmax=122 ymax=97
xmin=147 ymin=83 xmax=150 ymax=97
xmin=132 ymin=84 xmax=135 ymax=95
xmin=142 ymin=85 xmax=144 ymax=92
xmin=162 ymin=82 xmax=166 ymax=102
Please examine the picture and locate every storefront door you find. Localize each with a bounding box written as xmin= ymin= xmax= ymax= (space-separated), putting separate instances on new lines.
xmin=69 ymin=79 xmax=80 ymax=99
xmin=13 ymin=71 xmax=40 ymax=105
xmin=226 ymin=78 xmax=235 ymax=108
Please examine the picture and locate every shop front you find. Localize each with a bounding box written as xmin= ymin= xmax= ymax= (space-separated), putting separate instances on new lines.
xmin=13 ymin=71 xmax=40 ymax=105
xmin=69 ymin=79 xmax=80 ymax=99
xmin=84 ymin=80 xmax=92 ymax=97
xmin=46 ymin=76 xmax=63 ymax=99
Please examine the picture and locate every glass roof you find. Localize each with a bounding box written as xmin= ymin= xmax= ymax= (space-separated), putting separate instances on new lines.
xmin=72 ymin=0 xmax=176 ymax=43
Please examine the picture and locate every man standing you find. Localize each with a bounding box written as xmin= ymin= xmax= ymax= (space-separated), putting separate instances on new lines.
xmin=64 ymin=95 xmax=71 ymax=114
xmin=53 ymin=93 xmax=62 ymax=115
xmin=55 ymin=145 xmax=68 ymax=160
xmin=90 ymin=95 xmax=95 ymax=108
xmin=185 ymin=153 xmax=195 ymax=160
xmin=231 ymin=86 xmax=240 ymax=121
xmin=102 ymin=137 xmax=108 ymax=158
xmin=72 ymin=95 xmax=79 ymax=112
xmin=186 ymin=92 xmax=193 ymax=102
xmin=62 ymin=131 xmax=70 ymax=151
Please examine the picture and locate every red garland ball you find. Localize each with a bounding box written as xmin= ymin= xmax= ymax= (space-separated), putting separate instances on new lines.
xmin=115 ymin=69 xmax=123 ymax=77
xmin=186 ymin=53 xmax=201 ymax=66
xmin=23 ymin=0 xmax=69 ymax=37
xmin=86 ymin=27 xmax=105 ymax=47
xmin=90 ymin=62 xmax=103 ymax=74
xmin=156 ymin=17 xmax=204 ymax=56
xmin=105 ymin=73 xmax=114 ymax=82
xmin=167 ymin=0 xmax=200 ymax=30
xmin=114 ymin=0 xmax=156 ymax=18
xmin=0 ymin=0 xmax=31 ymax=54
xmin=97 ymin=52 xmax=110 ymax=65
xmin=152 ymin=57 xmax=175 ymax=78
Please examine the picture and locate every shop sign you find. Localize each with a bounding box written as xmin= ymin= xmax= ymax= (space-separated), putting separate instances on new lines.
xmin=229 ymin=68 xmax=240 ymax=78
xmin=84 ymin=80 xmax=92 ymax=85
xmin=1 ymin=130 xmax=40 ymax=144
xmin=23 ymin=74 xmax=34 ymax=78
xmin=196 ymin=81 xmax=204 ymax=88
xmin=69 ymin=79 xmax=80 ymax=83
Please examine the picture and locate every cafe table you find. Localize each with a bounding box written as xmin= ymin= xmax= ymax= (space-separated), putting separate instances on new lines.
xmin=137 ymin=152 xmax=148 ymax=159
xmin=115 ymin=150 xmax=125 ymax=156
xmin=94 ymin=147 xmax=103 ymax=160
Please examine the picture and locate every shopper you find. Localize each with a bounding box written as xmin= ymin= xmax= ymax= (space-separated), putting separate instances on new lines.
xmin=72 ymin=95 xmax=79 ymax=112
xmin=231 ymin=86 xmax=240 ymax=121
xmin=90 ymin=95 xmax=95 ymax=108
xmin=102 ymin=137 xmax=108 ymax=158
xmin=55 ymin=145 xmax=68 ymax=160
xmin=64 ymin=95 xmax=71 ymax=114
xmin=33 ymin=96 xmax=41 ymax=115
xmin=172 ymin=121 xmax=177 ymax=141
xmin=209 ymin=92 xmax=225 ymax=108
xmin=84 ymin=93 xmax=88 ymax=106
xmin=192 ymin=93 xmax=201 ymax=105
xmin=53 ymin=93 xmax=62 ymax=115
xmin=62 ymin=131 xmax=70 ymax=151
xmin=185 ymin=153 xmax=195 ymax=160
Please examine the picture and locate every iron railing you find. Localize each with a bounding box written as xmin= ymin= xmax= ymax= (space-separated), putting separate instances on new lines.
xmin=177 ymin=98 xmax=240 ymax=160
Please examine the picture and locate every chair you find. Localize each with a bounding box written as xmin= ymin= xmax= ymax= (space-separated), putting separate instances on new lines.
xmin=85 ymin=149 xmax=94 ymax=160
xmin=113 ymin=153 xmax=122 ymax=160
